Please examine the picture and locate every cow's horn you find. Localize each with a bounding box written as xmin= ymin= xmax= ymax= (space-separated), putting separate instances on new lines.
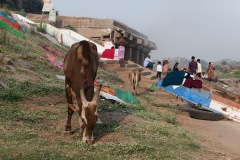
xmin=92 ymin=84 xmax=102 ymax=104
xmin=80 ymin=79 xmax=88 ymax=104
xmin=80 ymin=88 xmax=88 ymax=104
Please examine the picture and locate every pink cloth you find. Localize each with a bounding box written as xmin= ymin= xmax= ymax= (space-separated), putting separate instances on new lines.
xmin=38 ymin=44 xmax=65 ymax=58
xmin=47 ymin=54 xmax=63 ymax=71
xmin=118 ymin=46 xmax=125 ymax=59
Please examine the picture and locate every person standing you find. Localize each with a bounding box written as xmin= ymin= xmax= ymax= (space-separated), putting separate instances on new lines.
xmin=196 ymin=59 xmax=202 ymax=78
xmin=207 ymin=62 xmax=215 ymax=81
xmin=156 ymin=61 xmax=162 ymax=79
xmin=188 ymin=56 xmax=198 ymax=75
xmin=144 ymin=54 xmax=154 ymax=70
xmin=162 ymin=60 xmax=170 ymax=76
xmin=118 ymin=33 xmax=126 ymax=68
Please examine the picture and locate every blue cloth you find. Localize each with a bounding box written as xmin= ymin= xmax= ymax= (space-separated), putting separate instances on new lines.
xmin=0 ymin=12 xmax=16 ymax=22
xmin=157 ymin=80 xmax=211 ymax=107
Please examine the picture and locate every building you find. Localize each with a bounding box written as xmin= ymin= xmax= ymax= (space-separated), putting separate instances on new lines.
xmin=57 ymin=16 xmax=157 ymax=66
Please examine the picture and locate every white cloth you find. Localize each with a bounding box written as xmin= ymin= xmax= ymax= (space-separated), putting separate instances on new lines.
xmin=156 ymin=64 xmax=162 ymax=72
xmin=197 ymin=62 xmax=202 ymax=73
xmin=144 ymin=57 xmax=153 ymax=67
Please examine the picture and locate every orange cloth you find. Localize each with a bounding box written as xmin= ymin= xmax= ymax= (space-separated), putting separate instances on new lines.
xmin=94 ymin=81 xmax=116 ymax=95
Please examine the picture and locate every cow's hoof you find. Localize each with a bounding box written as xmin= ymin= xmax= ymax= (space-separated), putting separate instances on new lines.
xmin=64 ymin=130 xmax=72 ymax=135
xmin=83 ymin=139 xmax=93 ymax=144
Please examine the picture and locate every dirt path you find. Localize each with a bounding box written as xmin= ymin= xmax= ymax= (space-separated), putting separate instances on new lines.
xmin=103 ymin=62 xmax=240 ymax=160
xmin=178 ymin=110 xmax=240 ymax=159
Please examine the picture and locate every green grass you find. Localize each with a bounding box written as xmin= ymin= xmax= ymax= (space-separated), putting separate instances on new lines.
xmin=97 ymin=68 xmax=124 ymax=88
xmin=0 ymin=77 xmax=64 ymax=102
xmin=141 ymin=95 xmax=178 ymax=125
xmin=216 ymin=69 xmax=240 ymax=78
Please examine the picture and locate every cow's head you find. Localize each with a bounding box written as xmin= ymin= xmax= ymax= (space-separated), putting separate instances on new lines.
xmin=79 ymin=85 xmax=102 ymax=144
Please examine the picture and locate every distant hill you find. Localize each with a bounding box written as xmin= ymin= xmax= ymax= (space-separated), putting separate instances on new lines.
xmin=215 ymin=59 xmax=240 ymax=67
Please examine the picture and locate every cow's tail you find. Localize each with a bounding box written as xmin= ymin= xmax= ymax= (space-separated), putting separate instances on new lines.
xmin=76 ymin=40 xmax=91 ymax=65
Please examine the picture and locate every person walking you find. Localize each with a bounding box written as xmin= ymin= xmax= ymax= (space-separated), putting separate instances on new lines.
xmin=156 ymin=61 xmax=162 ymax=79
xmin=196 ymin=59 xmax=202 ymax=78
xmin=188 ymin=56 xmax=198 ymax=75
xmin=118 ymin=33 xmax=126 ymax=68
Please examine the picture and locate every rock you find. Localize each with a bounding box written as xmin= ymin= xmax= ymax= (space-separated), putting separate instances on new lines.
xmin=3 ymin=57 xmax=14 ymax=66
xmin=6 ymin=65 xmax=16 ymax=72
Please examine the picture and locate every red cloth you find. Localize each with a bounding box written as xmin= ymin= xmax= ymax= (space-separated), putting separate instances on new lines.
xmin=183 ymin=78 xmax=202 ymax=89
xmin=101 ymin=49 xmax=115 ymax=59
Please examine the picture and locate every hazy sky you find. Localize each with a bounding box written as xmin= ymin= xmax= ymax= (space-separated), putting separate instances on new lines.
xmin=52 ymin=0 xmax=240 ymax=62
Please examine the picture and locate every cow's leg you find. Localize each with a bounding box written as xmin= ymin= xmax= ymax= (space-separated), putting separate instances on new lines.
xmin=65 ymin=84 xmax=74 ymax=133
xmin=78 ymin=108 xmax=84 ymax=138
xmin=134 ymin=83 xmax=137 ymax=95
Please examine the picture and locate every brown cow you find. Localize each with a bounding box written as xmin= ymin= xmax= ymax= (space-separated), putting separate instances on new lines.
xmin=63 ymin=40 xmax=101 ymax=144
xmin=129 ymin=68 xmax=141 ymax=95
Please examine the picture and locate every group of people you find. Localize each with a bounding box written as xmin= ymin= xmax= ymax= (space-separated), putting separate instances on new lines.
xmin=144 ymin=55 xmax=171 ymax=79
xmin=188 ymin=56 xmax=215 ymax=81
xmin=114 ymin=34 xmax=215 ymax=81
xmin=144 ymin=55 xmax=215 ymax=81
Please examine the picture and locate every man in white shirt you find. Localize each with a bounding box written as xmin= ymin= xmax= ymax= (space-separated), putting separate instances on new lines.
xmin=196 ymin=59 xmax=202 ymax=78
xmin=144 ymin=55 xmax=154 ymax=70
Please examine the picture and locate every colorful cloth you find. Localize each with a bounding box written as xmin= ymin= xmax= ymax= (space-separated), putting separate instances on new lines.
xmin=161 ymin=71 xmax=185 ymax=87
xmin=39 ymin=44 xmax=65 ymax=58
xmin=11 ymin=12 xmax=32 ymax=29
xmin=118 ymin=46 xmax=125 ymax=59
xmin=46 ymin=54 xmax=63 ymax=71
xmin=183 ymin=78 xmax=202 ymax=89
xmin=115 ymin=88 xmax=140 ymax=104
xmin=0 ymin=12 xmax=20 ymax=30
xmin=0 ymin=20 xmax=25 ymax=38
xmin=94 ymin=81 xmax=116 ymax=95
xmin=101 ymin=49 xmax=115 ymax=59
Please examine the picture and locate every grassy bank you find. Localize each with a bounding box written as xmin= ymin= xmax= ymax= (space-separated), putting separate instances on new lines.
xmin=0 ymin=23 xmax=207 ymax=160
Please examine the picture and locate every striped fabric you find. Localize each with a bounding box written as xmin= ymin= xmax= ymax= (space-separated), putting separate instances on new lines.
xmin=0 ymin=20 xmax=25 ymax=39
xmin=0 ymin=12 xmax=20 ymax=30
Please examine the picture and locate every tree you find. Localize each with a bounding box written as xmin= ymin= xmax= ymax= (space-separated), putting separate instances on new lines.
xmin=22 ymin=0 xmax=43 ymax=14
xmin=0 ymin=0 xmax=43 ymax=13
xmin=221 ymin=61 xmax=227 ymax=65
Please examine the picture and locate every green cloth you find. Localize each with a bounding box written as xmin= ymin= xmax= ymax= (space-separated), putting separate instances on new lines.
xmin=150 ymin=83 xmax=158 ymax=92
xmin=114 ymin=88 xmax=140 ymax=104
xmin=0 ymin=20 xmax=25 ymax=39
